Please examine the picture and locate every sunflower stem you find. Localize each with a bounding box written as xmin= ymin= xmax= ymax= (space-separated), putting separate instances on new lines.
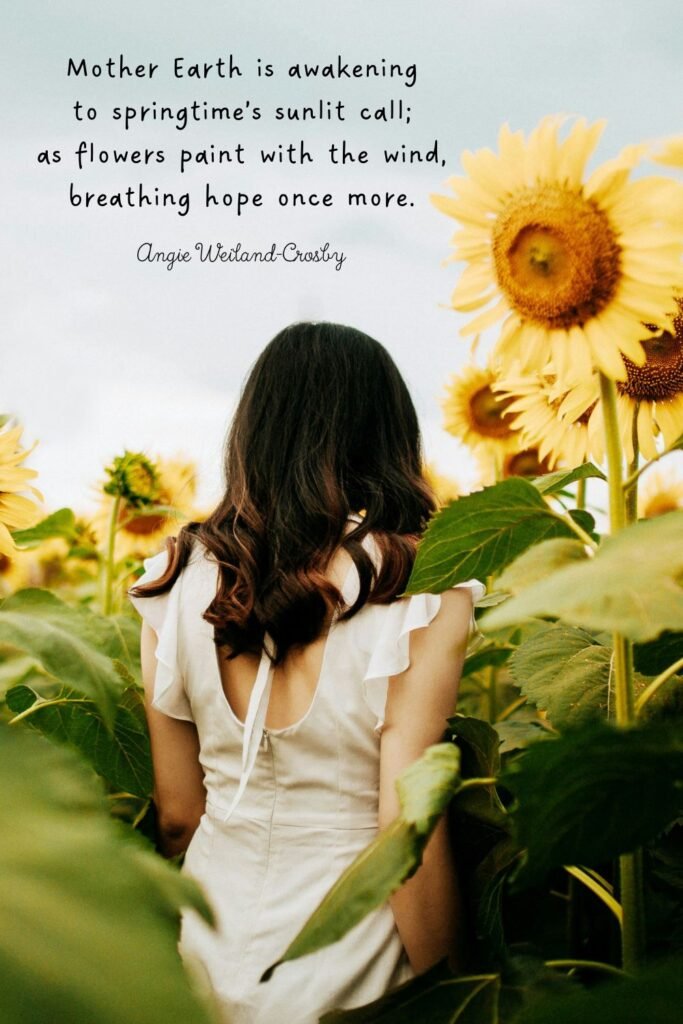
xmin=575 ymin=477 xmax=586 ymax=511
xmin=625 ymin=403 xmax=640 ymax=524
xmin=102 ymin=494 xmax=121 ymax=616
xmin=599 ymin=372 xmax=645 ymax=974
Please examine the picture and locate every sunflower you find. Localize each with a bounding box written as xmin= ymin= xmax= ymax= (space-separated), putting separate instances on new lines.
xmin=493 ymin=368 xmax=603 ymax=469
xmin=431 ymin=116 xmax=683 ymax=382
xmin=423 ymin=461 xmax=462 ymax=506
xmin=92 ymin=453 xmax=199 ymax=560
xmin=609 ymin=299 xmax=683 ymax=461
xmin=0 ymin=420 xmax=44 ymax=556
xmin=638 ymin=468 xmax=683 ymax=518
xmin=441 ymin=363 xmax=522 ymax=463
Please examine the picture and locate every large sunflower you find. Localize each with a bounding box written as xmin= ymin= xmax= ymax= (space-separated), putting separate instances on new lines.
xmin=441 ymin=362 xmax=522 ymax=461
xmin=493 ymin=368 xmax=603 ymax=469
xmin=431 ymin=116 xmax=683 ymax=381
xmin=0 ymin=421 xmax=44 ymax=556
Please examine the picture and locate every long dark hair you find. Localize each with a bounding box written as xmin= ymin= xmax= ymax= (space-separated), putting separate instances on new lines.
xmin=128 ymin=321 xmax=437 ymax=663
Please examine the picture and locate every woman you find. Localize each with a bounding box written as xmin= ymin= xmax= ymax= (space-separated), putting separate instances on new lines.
xmin=127 ymin=321 xmax=484 ymax=1024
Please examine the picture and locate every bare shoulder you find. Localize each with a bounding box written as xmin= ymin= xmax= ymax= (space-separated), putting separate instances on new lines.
xmin=413 ymin=587 xmax=474 ymax=654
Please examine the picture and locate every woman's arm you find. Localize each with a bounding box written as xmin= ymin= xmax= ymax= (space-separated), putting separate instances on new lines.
xmin=378 ymin=587 xmax=473 ymax=974
xmin=139 ymin=620 xmax=207 ymax=857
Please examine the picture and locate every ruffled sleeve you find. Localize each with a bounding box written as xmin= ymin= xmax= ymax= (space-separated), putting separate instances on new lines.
xmin=362 ymin=578 xmax=486 ymax=735
xmin=126 ymin=548 xmax=194 ymax=722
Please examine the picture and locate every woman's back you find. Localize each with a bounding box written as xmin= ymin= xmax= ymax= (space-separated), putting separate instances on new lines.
xmin=128 ymin=517 xmax=484 ymax=1023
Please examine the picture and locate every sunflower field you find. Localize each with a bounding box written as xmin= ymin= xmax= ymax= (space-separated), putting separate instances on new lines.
xmin=2 ymin=115 xmax=683 ymax=1023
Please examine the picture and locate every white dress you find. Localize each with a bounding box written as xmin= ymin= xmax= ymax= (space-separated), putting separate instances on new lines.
xmin=127 ymin=517 xmax=485 ymax=1024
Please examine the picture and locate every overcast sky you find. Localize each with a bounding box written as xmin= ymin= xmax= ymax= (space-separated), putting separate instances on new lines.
xmin=2 ymin=0 xmax=681 ymax=515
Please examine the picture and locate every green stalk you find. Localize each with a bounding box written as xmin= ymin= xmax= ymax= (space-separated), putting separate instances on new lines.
xmin=575 ymin=477 xmax=586 ymax=511
xmin=599 ymin=373 xmax=645 ymax=973
xmin=545 ymin=959 xmax=625 ymax=979
xmin=625 ymin=403 xmax=640 ymax=524
xmin=635 ymin=656 xmax=683 ymax=716
xmin=102 ymin=493 xmax=121 ymax=616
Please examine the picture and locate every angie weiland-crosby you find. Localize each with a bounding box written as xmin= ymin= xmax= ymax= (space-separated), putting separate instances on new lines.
xmin=136 ymin=240 xmax=347 ymax=271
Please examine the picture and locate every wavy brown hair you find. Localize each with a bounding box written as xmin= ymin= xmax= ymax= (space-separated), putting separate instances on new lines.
xmin=128 ymin=321 xmax=438 ymax=664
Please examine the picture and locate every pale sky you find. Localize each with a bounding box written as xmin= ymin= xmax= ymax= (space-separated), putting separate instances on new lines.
xmin=2 ymin=0 xmax=681 ymax=515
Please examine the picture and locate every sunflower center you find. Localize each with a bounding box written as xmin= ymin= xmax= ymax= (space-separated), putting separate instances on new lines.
xmin=0 ymin=553 xmax=11 ymax=575
xmin=468 ymin=385 xmax=517 ymax=438
xmin=492 ymin=185 xmax=621 ymax=329
xmin=617 ymin=327 xmax=683 ymax=402
xmin=118 ymin=492 xmax=170 ymax=536
xmin=503 ymin=448 xmax=552 ymax=478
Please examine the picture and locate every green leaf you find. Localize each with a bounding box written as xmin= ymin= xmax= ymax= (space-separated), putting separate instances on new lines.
xmin=502 ymin=720 xmax=683 ymax=889
xmin=262 ymin=818 xmax=420 ymax=980
xmin=508 ymin=625 xmax=612 ymax=727
xmin=10 ymin=508 xmax=78 ymax=547
xmin=515 ymin=954 xmax=683 ymax=1024
xmin=396 ymin=743 xmax=462 ymax=833
xmin=482 ymin=512 xmax=683 ymax=642
xmin=0 ymin=645 xmax=59 ymax=701
xmin=0 ymin=589 xmax=132 ymax=729
xmin=263 ymin=743 xmax=462 ymax=978
xmin=6 ymin=683 xmax=152 ymax=797
xmin=497 ymin=539 xmax=589 ymax=594
xmin=532 ymin=463 xmax=605 ymax=495
xmin=406 ymin=479 xmax=585 ymax=593
xmin=0 ymin=722 xmax=217 ymax=1024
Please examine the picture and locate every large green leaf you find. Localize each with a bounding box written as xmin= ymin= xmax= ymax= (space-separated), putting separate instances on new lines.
xmin=263 ymin=744 xmax=462 ymax=978
xmin=405 ymin=480 xmax=585 ymax=592
xmin=515 ymin=954 xmax=683 ymax=1024
xmin=0 ymin=721 xmax=218 ymax=1024
xmin=10 ymin=507 xmax=78 ymax=546
xmin=508 ymin=625 xmax=660 ymax=728
xmin=482 ymin=512 xmax=683 ymax=642
xmin=0 ymin=589 xmax=133 ymax=729
xmin=497 ymin=539 xmax=589 ymax=594
xmin=502 ymin=720 xmax=683 ymax=889
xmin=509 ymin=625 xmax=611 ymax=727
xmin=6 ymin=682 xmax=152 ymax=797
